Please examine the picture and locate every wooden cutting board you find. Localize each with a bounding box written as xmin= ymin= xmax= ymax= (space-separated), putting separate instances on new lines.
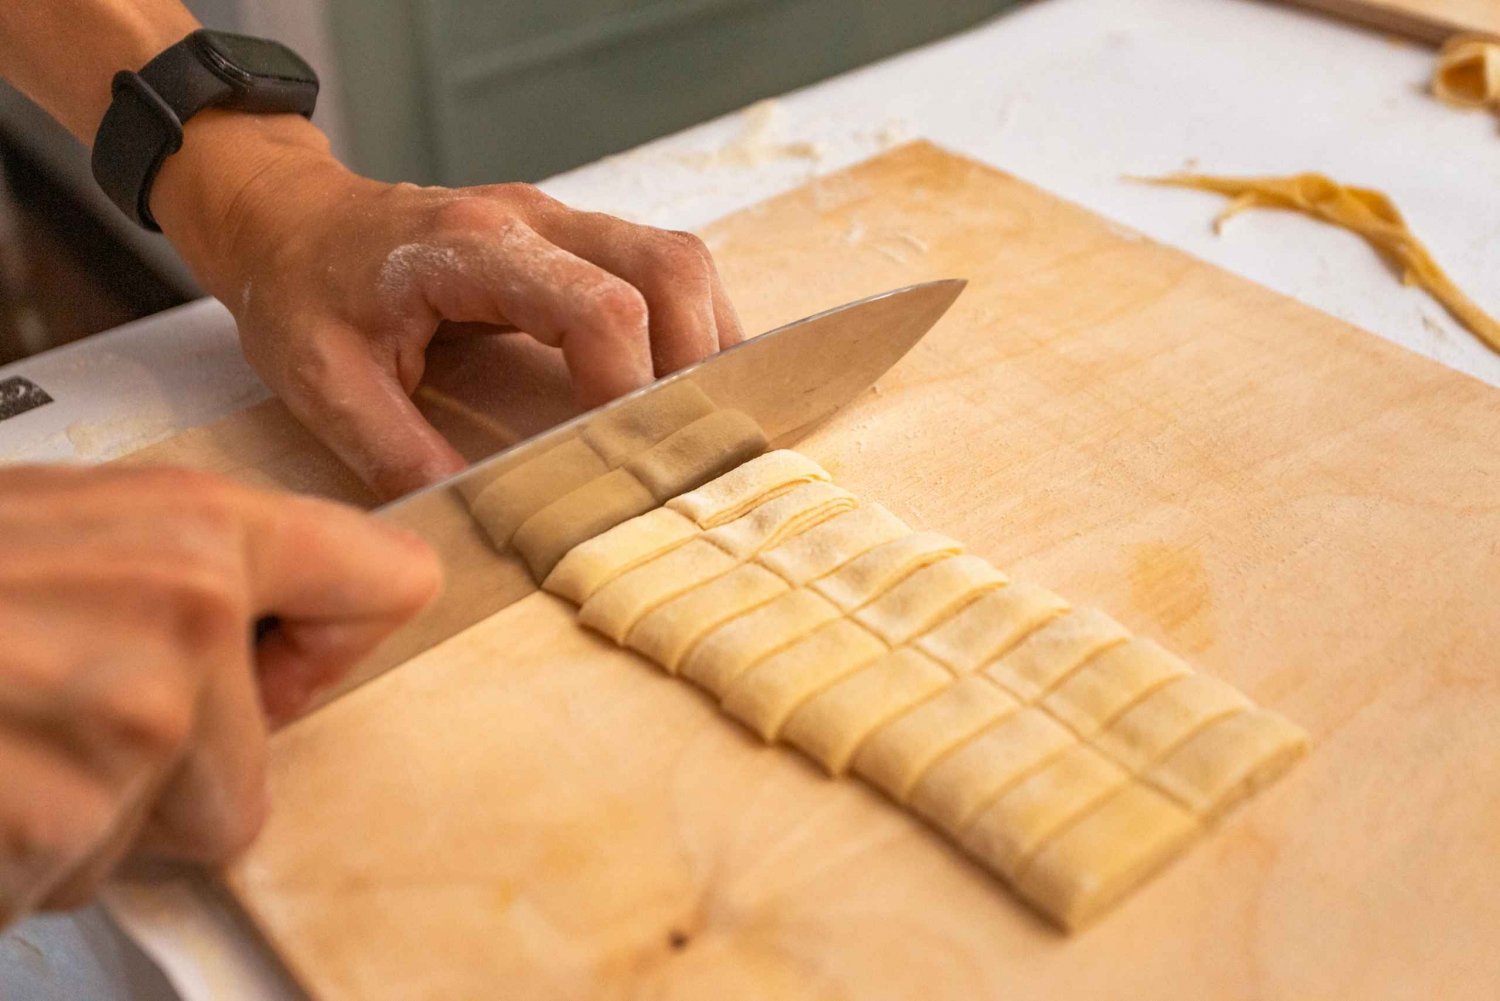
xmin=127 ymin=142 xmax=1500 ymax=1000
xmin=1281 ymin=0 xmax=1500 ymax=42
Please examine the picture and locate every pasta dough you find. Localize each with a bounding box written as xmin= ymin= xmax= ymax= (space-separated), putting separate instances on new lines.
xmin=580 ymin=380 xmax=715 ymax=466
xmin=623 ymin=409 xmax=768 ymax=500
xmin=1144 ymin=172 xmax=1500 ymax=354
xmin=539 ymin=449 xmax=1306 ymax=931
xmin=511 ymin=468 xmax=656 ymax=580
xmin=1432 ymin=34 xmax=1500 ymax=109
xmin=466 ymin=437 xmax=608 ymax=547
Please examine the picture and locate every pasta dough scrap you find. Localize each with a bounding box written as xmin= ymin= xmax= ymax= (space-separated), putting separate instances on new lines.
xmin=679 ymin=588 xmax=842 ymax=697
xmin=1041 ymin=637 xmax=1193 ymax=739
xmin=780 ymin=648 xmax=952 ymax=776
xmin=853 ymin=555 xmax=1009 ymax=646
xmin=703 ymin=481 xmax=858 ymax=559
xmin=983 ymin=607 xmax=1131 ymax=703
xmin=853 ymin=676 xmax=1019 ymax=802
xmin=581 ymin=380 xmax=716 ymax=465
xmin=668 ymin=450 xmax=831 ymax=528
xmin=1432 ymin=34 xmax=1500 ymax=109
xmin=1092 ymin=674 xmax=1252 ymax=774
xmin=908 ymin=706 xmax=1076 ymax=833
xmin=542 ymin=507 xmax=699 ymax=605
xmin=1013 ymin=784 xmax=1200 ymax=931
xmin=579 ymin=539 xmax=737 ymax=643
xmin=624 ymin=409 xmax=768 ymax=501
xmin=1144 ymin=172 xmax=1500 ymax=354
xmin=1145 ymin=708 xmax=1308 ymax=819
xmin=812 ymin=532 xmax=964 ymax=612
xmin=916 ymin=581 xmax=1071 ymax=674
xmin=962 ymin=744 xmax=1129 ymax=879
xmin=466 ymin=437 xmax=609 ymax=547
xmin=511 ymin=468 xmax=655 ymax=580
xmin=758 ymin=504 xmax=910 ymax=585
xmin=721 ymin=619 xmax=887 ymax=741
xmin=626 ymin=563 xmax=788 ymax=673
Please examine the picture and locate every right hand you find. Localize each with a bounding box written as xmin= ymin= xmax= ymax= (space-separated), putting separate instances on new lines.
xmin=0 ymin=465 xmax=441 ymax=927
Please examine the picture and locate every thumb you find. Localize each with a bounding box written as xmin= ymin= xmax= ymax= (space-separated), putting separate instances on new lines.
xmin=278 ymin=326 xmax=466 ymax=500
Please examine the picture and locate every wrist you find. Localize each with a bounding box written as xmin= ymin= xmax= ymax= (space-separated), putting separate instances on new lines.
xmin=150 ymin=110 xmax=345 ymax=303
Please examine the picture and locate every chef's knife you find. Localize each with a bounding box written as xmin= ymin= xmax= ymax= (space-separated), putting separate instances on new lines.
xmin=295 ymin=278 xmax=966 ymax=720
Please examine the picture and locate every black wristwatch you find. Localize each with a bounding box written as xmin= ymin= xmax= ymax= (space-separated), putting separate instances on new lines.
xmin=92 ymin=30 xmax=319 ymax=231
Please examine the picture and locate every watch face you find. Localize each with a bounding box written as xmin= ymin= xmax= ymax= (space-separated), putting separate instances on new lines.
xmin=198 ymin=31 xmax=316 ymax=85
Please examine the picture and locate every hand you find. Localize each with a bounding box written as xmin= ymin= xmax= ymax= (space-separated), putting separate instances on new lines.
xmin=0 ymin=465 xmax=440 ymax=925
xmin=154 ymin=115 xmax=745 ymax=501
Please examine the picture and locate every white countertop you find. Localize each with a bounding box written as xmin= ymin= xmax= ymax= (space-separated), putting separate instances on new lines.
xmin=3 ymin=0 xmax=1497 ymax=997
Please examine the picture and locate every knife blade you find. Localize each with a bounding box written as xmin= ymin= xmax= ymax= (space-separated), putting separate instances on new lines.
xmin=296 ymin=278 xmax=966 ymax=719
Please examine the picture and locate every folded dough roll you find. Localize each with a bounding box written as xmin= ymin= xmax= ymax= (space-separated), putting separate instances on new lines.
xmin=721 ymin=619 xmax=887 ymax=741
xmin=467 ymin=437 xmax=610 ymax=548
xmin=668 ymin=450 xmax=831 ymax=528
xmin=853 ymin=555 xmax=1009 ymax=646
xmin=1144 ymin=708 xmax=1307 ymax=820
xmin=511 ymin=468 xmax=656 ymax=580
xmin=1091 ymin=674 xmax=1252 ymax=774
xmin=542 ymin=507 xmax=699 ymax=605
xmin=1012 ymin=784 xmax=1199 ymax=931
xmin=758 ymin=504 xmax=910 ymax=586
xmin=704 ymin=481 xmax=858 ymax=559
xmin=961 ymin=743 xmax=1129 ymax=879
xmin=626 ymin=564 xmax=788 ymax=673
xmin=624 ymin=409 xmax=768 ymax=502
xmin=581 ymin=380 xmax=716 ymax=466
xmin=982 ymin=607 xmax=1130 ymax=703
xmin=853 ymin=676 xmax=1019 ymax=802
xmin=579 ymin=538 xmax=737 ymax=643
xmin=908 ymin=706 xmax=1076 ymax=833
xmin=917 ymin=583 xmax=1071 ymax=675
xmin=1040 ymin=638 xmax=1192 ymax=740
xmin=812 ymin=532 xmax=963 ymax=612
xmin=679 ymin=589 xmax=842 ymax=697
xmin=780 ymin=648 xmax=952 ymax=776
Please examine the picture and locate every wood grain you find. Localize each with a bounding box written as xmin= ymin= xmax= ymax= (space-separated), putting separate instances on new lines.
xmin=152 ymin=142 xmax=1500 ymax=999
xmin=1280 ymin=0 xmax=1500 ymax=43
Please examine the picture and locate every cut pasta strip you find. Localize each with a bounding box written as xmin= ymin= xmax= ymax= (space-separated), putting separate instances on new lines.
xmin=679 ymin=589 xmax=842 ymax=698
xmin=668 ymin=450 xmax=831 ymax=528
xmin=1012 ymin=784 xmax=1200 ymax=931
xmin=721 ymin=619 xmax=887 ymax=741
xmin=542 ymin=508 xmax=699 ymax=604
xmin=961 ymin=744 xmax=1129 ymax=879
xmin=624 ymin=409 xmax=767 ymax=501
xmin=854 ymin=555 xmax=1009 ymax=646
xmin=578 ymin=539 xmax=737 ymax=643
xmin=780 ymin=649 xmax=952 ymax=776
xmin=581 ymin=380 xmax=716 ymax=466
xmin=466 ymin=437 xmax=608 ymax=547
xmin=853 ymin=677 xmax=1019 ymax=802
xmin=1145 ymin=708 xmax=1308 ymax=819
xmin=1092 ymin=673 xmax=1252 ymax=774
xmin=983 ymin=607 xmax=1130 ymax=703
xmin=626 ymin=564 xmax=789 ymax=674
xmin=918 ymin=583 xmax=1071 ymax=675
xmin=1041 ymin=637 xmax=1193 ymax=739
xmin=758 ymin=504 xmax=910 ymax=585
xmin=511 ymin=468 xmax=656 ymax=580
xmin=812 ymin=532 xmax=963 ymax=612
xmin=908 ymin=707 xmax=1076 ymax=833
xmin=704 ymin=481 xmax=858 ymax=559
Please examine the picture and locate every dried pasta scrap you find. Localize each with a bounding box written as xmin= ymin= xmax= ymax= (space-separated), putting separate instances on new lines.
xmin=1142 ymin=171 xmax=1500 ymax=353
xmin=1432 ymin=34 xmax=1500 ymax=109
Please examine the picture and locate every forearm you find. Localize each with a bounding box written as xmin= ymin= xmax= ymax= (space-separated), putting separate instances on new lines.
xmin=0 ymin=0 xmax=340 ymax=298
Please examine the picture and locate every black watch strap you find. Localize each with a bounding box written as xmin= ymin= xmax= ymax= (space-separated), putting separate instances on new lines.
xmin=91 ymin=32 xmax=317 ymax=232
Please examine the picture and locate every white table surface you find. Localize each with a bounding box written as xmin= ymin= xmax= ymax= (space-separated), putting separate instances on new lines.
xmin=3 ymin=0 xmax=1497 ymax=997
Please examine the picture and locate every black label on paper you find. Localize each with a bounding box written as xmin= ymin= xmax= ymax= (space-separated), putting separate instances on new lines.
xmin=0 ymin=376 xmax=53 ymax=421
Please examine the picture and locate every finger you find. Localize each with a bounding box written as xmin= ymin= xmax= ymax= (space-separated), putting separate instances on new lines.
xmin=539 ymin=214 xmax=719 ymax=375
xmin=709 ymin=264 xmax=746 ymax=349
xmin=39 ymin=780 xmax=155 ymax=911
xmin=136 ymin=638 xmax=268 ymax=864
xmin=276 ymin=325 xmax=467 ymax=500
xmin=421 ymin=213 xmax=653 ymax=406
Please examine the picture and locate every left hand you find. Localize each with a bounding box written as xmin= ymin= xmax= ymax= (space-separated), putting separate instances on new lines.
xmin=153 ymin=113 xmax=745 ymax=500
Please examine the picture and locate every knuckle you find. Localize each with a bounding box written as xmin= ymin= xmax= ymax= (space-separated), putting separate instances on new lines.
xmin=490 ymin=182 xmax=555 ymax=214
xmin=432 ymin=195 xmax=510 ymax=238
xmin=660 ymin=229 xmax=711 ymax=264
xmin=585 ymin=281 xmax=649 ymax=334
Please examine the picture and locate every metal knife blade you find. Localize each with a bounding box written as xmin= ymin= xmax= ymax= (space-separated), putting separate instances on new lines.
xmin=299 ymin=278 xmax=966 ymax=719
